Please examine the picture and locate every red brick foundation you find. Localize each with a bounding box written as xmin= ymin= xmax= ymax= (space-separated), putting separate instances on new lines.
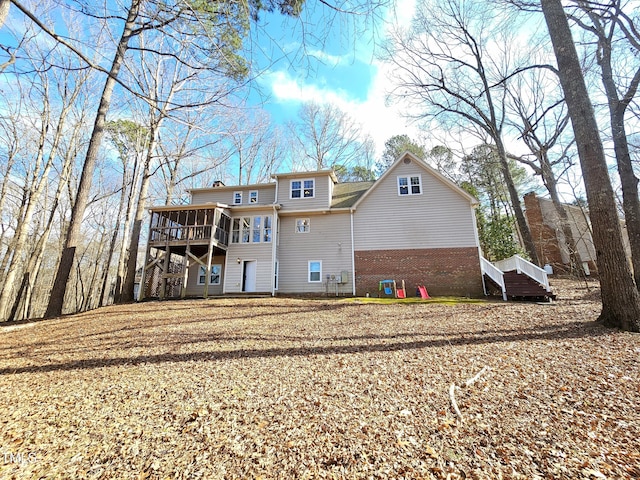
xmin=355 ymin=247 xmax=484 ymax=298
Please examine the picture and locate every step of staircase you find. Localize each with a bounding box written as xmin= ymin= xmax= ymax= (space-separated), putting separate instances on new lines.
xmin=502 ymin=271 xmax=555 ymax=300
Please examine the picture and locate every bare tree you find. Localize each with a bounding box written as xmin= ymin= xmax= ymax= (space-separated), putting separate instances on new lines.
xmin=224 ymin=108 xmax=282 ymax=185
xmin=0 ymin=42 xmax=92 ymax=321
xmin=384 ymin=0 xmax=541 ymax=264
xmin=289 ymin=101 xmax=374 ymax=172
xmin=506 ymin=63 xmax=585 ymax=274
xmin=566 ymin=0 xmax=640 ymax=289
xmin=541 ymin=0 xmax=640 ymax=331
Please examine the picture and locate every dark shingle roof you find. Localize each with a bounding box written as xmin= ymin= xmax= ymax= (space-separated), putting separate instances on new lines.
xmin=331 ymin=181 xmax=374 ymax=208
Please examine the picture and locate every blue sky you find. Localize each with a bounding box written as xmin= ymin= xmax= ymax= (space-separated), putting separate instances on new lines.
xmin=247 ymin=0 xmax=418 ymax=156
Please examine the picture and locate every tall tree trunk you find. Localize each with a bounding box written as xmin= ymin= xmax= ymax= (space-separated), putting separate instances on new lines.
xmin=44 ymin=0 xmax=140 ymax=318
xmin=596 ymin=37 xmax=640 ymax=289
xmin=541 ymin=0 xmax=640 ymax=331
xmin=121 ymin=128 xmax=158 ymax=302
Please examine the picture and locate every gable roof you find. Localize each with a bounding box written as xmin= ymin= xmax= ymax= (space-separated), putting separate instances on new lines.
xmin=352 ymin=151 xmax=478 ymax=209
xmin=331 ymin=181 xmax=374 ymax=208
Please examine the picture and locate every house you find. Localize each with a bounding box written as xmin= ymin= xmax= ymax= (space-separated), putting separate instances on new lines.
xmin=523 ymin=192 xmax=631 ymax=275
xmin=140 ymin=152 xmax=486 ymax=299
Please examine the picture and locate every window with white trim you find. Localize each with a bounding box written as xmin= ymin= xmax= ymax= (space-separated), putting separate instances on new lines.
xmin=233 ymin=191 xmax=242 ymax=204
xmin=249 ymin=190 xmax=258 ymax=203
xmin=296 ymin=218 xmax=310 ymax=233
xmin=231 ymin=218 xmax=240 ymax=243
xmin=263 ymin=216 xmax=272 ymax=242
xmin=291 ymin=179 xmax=314 ymax=198
xmin=252 ymin=216 xmax=261 ymax=243
xmin=308 ymin=261 xmax=322 ymax=282
xmin=198 ymin=264 xmax=221 ymax=285
xmin=398 ymin=175 xmax=422 ymax=195
xmin=230 ymin=216 xmax=273 ymax=244
xmin=241 ymin=217 xmax=251 ymax=243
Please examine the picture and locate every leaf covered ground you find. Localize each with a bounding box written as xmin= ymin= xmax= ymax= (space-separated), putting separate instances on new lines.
xmin=0 ymin=279 xmax=638 ymax=479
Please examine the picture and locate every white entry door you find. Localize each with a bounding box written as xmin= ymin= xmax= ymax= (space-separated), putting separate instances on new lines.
xmin=243 ymin=260 xmax=257 ymax=292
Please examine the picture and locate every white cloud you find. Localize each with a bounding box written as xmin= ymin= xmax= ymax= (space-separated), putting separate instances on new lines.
xmin=263 ymin=66 xmax=418 ymax=157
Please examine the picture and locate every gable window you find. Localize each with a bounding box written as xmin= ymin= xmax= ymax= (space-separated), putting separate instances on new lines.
xmin=291 ymin=179 xmax=314 ymax=198
xmin=296 ymin=218 xmax=310 ymax=233
xmin=398 ymin=175 xmax=422 ymax=195
xmin=233 ymin=191 xmax=242 ymax=204
xmin=308 ymin=261 xmax=322 ymax=282
xmin=198 ymin=264 xmax=221 ymax=285
xmin=249 ymin=190 xmax=258 ymax=203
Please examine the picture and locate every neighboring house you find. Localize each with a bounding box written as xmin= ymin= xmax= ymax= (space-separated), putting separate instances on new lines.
xmin=523 ymin=191 xmax=631 ymax=275
xmin=140 ymin=152 xmax=485 ymax=299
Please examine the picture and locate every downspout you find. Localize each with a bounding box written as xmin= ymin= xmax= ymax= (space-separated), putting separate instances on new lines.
xmin=350 ymin=209 xmax=356 ymax=296
xmin=271 ymin=204 xmax=278 ymax=296
xmin=271 ymin=179 xmax=279 ymax=296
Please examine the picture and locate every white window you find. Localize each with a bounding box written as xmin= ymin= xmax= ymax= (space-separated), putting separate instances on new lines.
xmin=230 ymin=216 xmax=272 ymax=243
xmin=398 ymin=175 xmax=422 ymax=195
xmin=231 ymin=218 xmax=240 ymax=243
xmin=198 ymin=264 xmax=221 ymax=285
xmin=249 ymin=190 xmax=258 ymax=203
xmin=291 ymin=179 xmax=314 ymax=198
xmin=233 ymin=191 xmax=242 ymax=204
xmin=296 ymin=218 xmax=310 ymax=233
xmin=252 ymin=216 xmax=261 ymax=243
xmin=308 ymin=261 xmax=322 ymax=282
xmin=241 ymin=217 xmax=251 ymax=243
xmin=263 ymin=216 xmax=272 ymax=242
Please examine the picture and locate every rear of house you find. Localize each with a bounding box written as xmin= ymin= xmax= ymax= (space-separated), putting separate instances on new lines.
xmin=140 ymin=152 xmax=484 ymax=299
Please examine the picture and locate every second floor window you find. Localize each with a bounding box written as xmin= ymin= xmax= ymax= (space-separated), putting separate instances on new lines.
xmin=291 ymin=179 xmax=314 ymax=198
xmin=231 ymin=216 xmax=273 ymax=244
xmin=249 ymin=191 xmax=258 ymax=203
xmin=296 ymin=218 xmax=310 ymax=233
xmin=233 ymin=192 xmax=242 ymax=204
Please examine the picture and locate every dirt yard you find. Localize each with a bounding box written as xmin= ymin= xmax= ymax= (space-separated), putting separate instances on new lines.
xmin=0 ymin=278 xmax=638 ymax=479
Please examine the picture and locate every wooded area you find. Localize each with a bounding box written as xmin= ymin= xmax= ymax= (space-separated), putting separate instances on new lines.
xmin=0 ymin=0 xmax=639 ymax=331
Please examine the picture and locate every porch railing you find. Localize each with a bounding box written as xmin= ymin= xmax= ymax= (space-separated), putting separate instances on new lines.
xmin=150 ymin=224 xmax=229 ymax=246
xmin=480 ymin=256 xmax=507 ymax=301
xmin=493 ymin=255 xmax=550 ymax=292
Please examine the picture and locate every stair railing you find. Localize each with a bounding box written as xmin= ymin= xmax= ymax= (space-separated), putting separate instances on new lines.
xmin=480 ymin=256 xmax=507 ymax=301
xmin=494 ymin=255 xmax=550 ymax=292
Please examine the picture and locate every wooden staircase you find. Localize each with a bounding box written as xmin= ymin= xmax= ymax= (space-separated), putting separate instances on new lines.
xmin=481 ymin=255 xmax=556 ymax=302
xmin=502 ymin=271 xmax=556 ymax=301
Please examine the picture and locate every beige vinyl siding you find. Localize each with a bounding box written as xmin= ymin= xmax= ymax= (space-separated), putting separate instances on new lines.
xmin=276 ymin=174 xmax=333 ymax=210
xmin=223 ymin=208 xmax=275 ymax=293
xmin=223 ymin=242 xmax=274 ymax=293
xmin=185 ymin=254 xmax=226 ymax=296
xmin=354 ymin=161 xmax=478 ymax=250
xmin=276 ymin=212 xmax=353 ymax=294
xmin=538 ymin=198 xmax=597 ymax=264
xmin=190 ymin=185 xmax=276 ymax=206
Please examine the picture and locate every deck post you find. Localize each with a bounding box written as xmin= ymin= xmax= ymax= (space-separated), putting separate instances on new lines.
xmin=181 ymin=243 xmax=190 ymax=299
xmin=138 ymin=213 xmax=156 ymax=301
xmin=160 ymin=245 xmax=170 ymax=300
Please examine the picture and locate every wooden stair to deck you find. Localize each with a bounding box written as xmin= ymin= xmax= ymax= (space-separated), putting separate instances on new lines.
xmin=502 ymin=271 xmax=556 ymax=301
